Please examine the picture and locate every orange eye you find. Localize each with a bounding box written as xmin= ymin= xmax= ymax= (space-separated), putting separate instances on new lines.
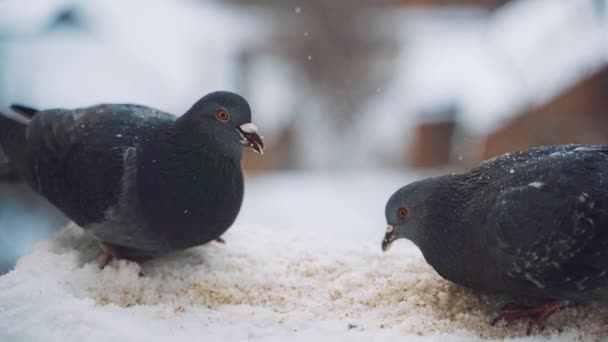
xmin=216 ymin=109 xmax=229 ymax=122
xmin=398 ymin=207 xmax=409 ymax=218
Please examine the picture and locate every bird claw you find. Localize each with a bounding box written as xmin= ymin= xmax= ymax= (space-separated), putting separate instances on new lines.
xmin=214 ymin=237 xmax=226 ymax=244
xmin=99 ymin=243 xmax=117 ymax=269
xmin=98 ymin=243 xmax=151 ymax=273
xmin=500 ymin=303 xmax=527 ymax=311
xmin=490 ymin=300 xmax=564 ymax=335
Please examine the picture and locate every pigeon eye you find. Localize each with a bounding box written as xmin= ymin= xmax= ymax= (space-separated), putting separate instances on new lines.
xmin=398 ymin=207 xmax=409 ymax=217
xmin=216 ymin=109 xmax=230 ymax=122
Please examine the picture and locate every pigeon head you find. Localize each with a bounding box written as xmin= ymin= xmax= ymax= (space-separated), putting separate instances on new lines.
xmin=382 ymin=179 xmax=434 ymax=252
xmin=177 ymin=91 xmax=264 ymax=156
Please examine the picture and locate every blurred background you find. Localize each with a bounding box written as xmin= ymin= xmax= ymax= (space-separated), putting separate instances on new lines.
xmin=1 ymin=0 xmax=607 ymax=274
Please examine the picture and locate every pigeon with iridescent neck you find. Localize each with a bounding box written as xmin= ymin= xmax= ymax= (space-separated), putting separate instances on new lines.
xmin=0 ymin=91 xmax=263 ymax=266
xmin=383 ymin=144 xmax=608 ymax=333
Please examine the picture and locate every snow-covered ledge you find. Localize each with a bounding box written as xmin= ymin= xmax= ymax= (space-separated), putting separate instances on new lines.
xmin=0 ymin=224 xmax=604 ymax=341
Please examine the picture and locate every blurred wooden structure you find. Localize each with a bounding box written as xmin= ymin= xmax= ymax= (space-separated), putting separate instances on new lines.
xmin=408 ymin=105 xmax=459 ymax=168
xmin=482 ymin=65 xmax=608 ymax=160
xmin=386 ymin=0 xmax=510 ymax=9
xmin=242 ymin=123 xmax=298 ymax=174
xmin=228 ymin=0 xmax=510 ymax=10
xmin=408 ymin=120 xmax=457 ymax=168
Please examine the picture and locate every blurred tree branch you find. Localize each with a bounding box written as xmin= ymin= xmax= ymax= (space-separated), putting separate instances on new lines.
xmin=226 ymin=0 xmax=400 ymax=128
xmin=227 ymin=0 xmax=510 ymax=10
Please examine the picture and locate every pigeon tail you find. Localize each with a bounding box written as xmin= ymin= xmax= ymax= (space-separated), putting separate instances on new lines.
xmin=10 ymin=104 xmax=39 ymax=119
xmin=0 ymin=113 xmax=27 ymax=180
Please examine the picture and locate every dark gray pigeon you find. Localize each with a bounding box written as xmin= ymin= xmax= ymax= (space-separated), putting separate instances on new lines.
xmin=0 ymin=153 xmax=18 ymax=181
xmin=382 ymin=144 xmax=608 ymax=331
xmin=0 ymin=91 xmax=263 ymax=265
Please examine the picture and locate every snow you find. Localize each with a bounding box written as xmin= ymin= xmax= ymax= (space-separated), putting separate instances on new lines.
xmin=237 ymin=171 xmax=423 ymax=242
xmin=1 ymin=172 xmax=608 ymax=341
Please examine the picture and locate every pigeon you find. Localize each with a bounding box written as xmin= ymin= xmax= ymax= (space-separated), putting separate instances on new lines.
xmin=382 ymin=144 xmax=608 ymax=332
xmin=0 ymin=91 xmax=264 ymax=265
xmin=0 ymin=154 xmax=18 ymax=181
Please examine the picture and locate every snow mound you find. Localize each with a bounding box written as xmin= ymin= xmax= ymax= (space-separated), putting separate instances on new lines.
xmin=1 ymin=224 xmax=606 ymax=341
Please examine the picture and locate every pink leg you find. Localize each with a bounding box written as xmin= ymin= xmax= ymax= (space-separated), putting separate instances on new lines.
xmin=98 ymin=243 xmax=152 ymax=269
xmin=491 ymin=300 xmax=565 ymax=334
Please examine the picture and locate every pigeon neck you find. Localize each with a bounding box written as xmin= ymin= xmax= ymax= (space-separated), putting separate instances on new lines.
xmin=136 ymin=123 xmax=245 ymax=233
xmin=413 ymin=174 xmax=482 ymax=284
xmin=170 ymin=119 xmax=243 ymax=163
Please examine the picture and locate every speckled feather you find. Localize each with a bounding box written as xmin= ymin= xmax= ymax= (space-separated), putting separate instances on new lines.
xmin=24 ymin=104 xmax=175 ymax=227
xmin=387 ymin=144 xmax=608 ymax=301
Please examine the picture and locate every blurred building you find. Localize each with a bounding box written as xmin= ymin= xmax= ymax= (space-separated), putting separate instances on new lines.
xmin=402 ymin=0 xmax=607 ymax=169
xmin=407 ymin=104 xmax=459 ymax=168
xmin=482 ymin=65 xmax=608 ymax=160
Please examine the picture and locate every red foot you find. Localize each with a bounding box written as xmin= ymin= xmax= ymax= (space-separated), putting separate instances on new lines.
xmin=99 ymin=243 xmax=152 ymax=269
xmin=491 ymin=300 xmax=565 ymax=334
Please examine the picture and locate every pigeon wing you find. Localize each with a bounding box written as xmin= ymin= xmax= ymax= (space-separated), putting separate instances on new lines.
xmin=488 ymin=160 xmax=608 ymax=292
xmin=24 ymin=105 xmax=174 ymax=227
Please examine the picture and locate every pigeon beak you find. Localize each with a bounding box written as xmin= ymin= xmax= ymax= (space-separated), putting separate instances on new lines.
xmin=382 ymin=225 xmax=397 ymax=252
xmin=237 ymin=123 xmax=264 ymax=155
